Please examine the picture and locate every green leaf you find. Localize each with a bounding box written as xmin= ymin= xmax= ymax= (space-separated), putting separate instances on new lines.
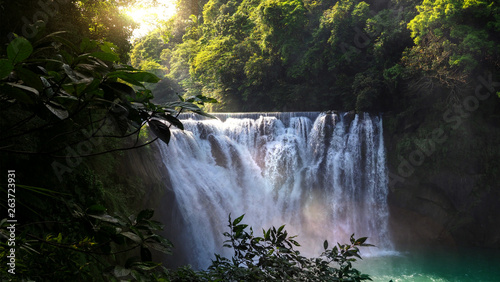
xmin=102 ymin=81 xmax=136 ymax=102
xmin=90 ymin=52 xmax=119 ymax=62
xmin=87 ymin=204 xmax=107 ymax=214
xmin=33 ymin=31 xmax=67 ymax=46
xmin=16 ymin=67 xmax=44 ymax=90
xmin=355 ymin=237 xmax=368 ymax=245
xmin=113 ymin=266 xmax=131 ymax=278
xmin=186 ymin=94 xmax=218 ymax=104
xmin=233 ymin=214 xmax=245 ymax=226
xmin=40 ymin=77 xmax=55 ymax=97
xmin=145 ymin=243 xmax=172 ymax=255
xmin=324 ymin=240 xmax=329 ymax=250
xmin=47 ymin=70 xmax=62 ymax=81
xmin=6 ymin=82 xmax=39 ymax=96
xmin=162 ymin=101 xmax=215 ymax=118
xmin=264 ymin=228 xmax=271 ymax=240
xmin=120 ymin=231 xmax=143 ymax=244
xmin=62 ymin=64 xmax=80 ymax=82
xmin=0 ymin=84 xmax=35 ymax=104
xmin=52 ymin=35 xmax=79 ymax=52
xmin=163 ymin=114 xmax=184 ymax=130
xmin=45 ymin=102 xmax=69 ymax=119
xmin=147 ymin=234 xmax=171 ymax=246
xmin=360 ymin=274 xmax=372 ymax=280
xmin=112 ymin=114 xmax=130 ymax=136
xmin=131 ymin=261 xmax=159 ymax=271
xmin=62 ymin=82 xmax=88 ymax=96
xmin=7 ymin=37 xmax=33 ymax=64
xmin=109 ymin=70 xmax=160 ymax=84
xmin=88 ymin=214 xmax=120 ymax=224
xmin=137 ymin=220 xmax=163 ymax=231
xmin=148 ymin=119 xmax=171 ymax=144
xmin=81 ymin=77 xmax=101 ymax=95
xmin=60 ymin=49 xmax=74 ymax=65
xmin=100 ymin=41 xmax=119 ymax=54
xmin=114 ymin=65 xmax=136 ymax=71
xmin=132 ymin=89 xmax=154 ymax=103
xmin=0 ymin=59 xmax=14 ymax=78
xmin=110 ymin=102 xmax=129 ymax=115
xmin=233 ymin=224 xmax=248 ymax=234
xmin=197 ymin=95 xmax=218 ymax=104
xmin=128 ymin=71 xmax=160 ymax=83
xmin=125 ymin=257 xmax=141 ymax=269
xmin=80 ymin=37 xmax=97 ymax=53
xmin=74 ymin=62 xmax=99 ymax=73
xmin=106 ymin=71 xmax=144 ymax=87
xmin=137 ymin=209 xmax=155 ymax=222
xmin=277 ymin=225 xmax=285 ymax=234
xmin=17 ymin=184 xmax=70 ymax=197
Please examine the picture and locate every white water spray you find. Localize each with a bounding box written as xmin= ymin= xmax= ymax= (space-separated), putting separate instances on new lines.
xmin=157 ymin=112 xmax=392 ymax=269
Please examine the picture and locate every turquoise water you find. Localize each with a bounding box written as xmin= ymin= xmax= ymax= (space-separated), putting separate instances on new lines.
xmin=357 ymin=248 xmax=500 ymax=282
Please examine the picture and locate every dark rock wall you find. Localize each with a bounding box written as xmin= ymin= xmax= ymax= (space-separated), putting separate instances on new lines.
xmin=117 ymin=141 xmax=191 ymax=267
xmin=384 ymin=95 xmax=500 ymax=249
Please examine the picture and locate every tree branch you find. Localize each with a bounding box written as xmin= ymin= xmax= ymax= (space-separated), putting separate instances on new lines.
xmin=26 ymin=234 xmax=142 ymax=256
xmin=0 ymin=99 xmax=92 ymax=142
xmin=0 ymin=137 xmax=159 ymax=158
xmin=3 ymin=113 xmax=37 ymax=132
xmin=45 ymin=114 xmax=109 ymax=144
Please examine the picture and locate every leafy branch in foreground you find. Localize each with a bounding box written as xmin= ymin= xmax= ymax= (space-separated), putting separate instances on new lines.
xmin=168 ymin=214 xmax=373 ymax=281
xmin=0 ymin=33 xmax=216 ymax=157
xmin=0 ymin=204 xmax=173 ymax=281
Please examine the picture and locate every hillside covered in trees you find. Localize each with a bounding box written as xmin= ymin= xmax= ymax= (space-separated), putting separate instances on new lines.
xmin=131 ymin=0 xmax=500 ymax=112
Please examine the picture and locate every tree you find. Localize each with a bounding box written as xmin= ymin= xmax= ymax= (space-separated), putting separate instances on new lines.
xmin=130 ymin=28 xmax=169 ymax=76
xmin=78 ymin=0 xmax=138 ymax=59
xmin=404 ymin=0 xmax=500 ymax=91
xmin=0 ymin=0 xmax=140 ymax=62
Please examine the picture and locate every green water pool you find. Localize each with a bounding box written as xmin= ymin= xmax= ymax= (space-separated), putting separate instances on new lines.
xmin=356 ymin=248 xmax=500 ymax=282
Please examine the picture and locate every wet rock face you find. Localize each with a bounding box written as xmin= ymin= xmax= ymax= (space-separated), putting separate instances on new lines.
xmin=387 ymin=173 xmax=500 ymax=249
xmin=118 ymin=142 xmax=192 ymax=267
xmin=387 ymin=177 xmax=462 ymax=249
xmin=384 ymin=113 xmax=500 ymax=249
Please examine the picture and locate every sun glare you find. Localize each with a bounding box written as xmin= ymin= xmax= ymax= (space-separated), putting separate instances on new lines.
xmin=125 ymin=0 xmax=177 ymax=39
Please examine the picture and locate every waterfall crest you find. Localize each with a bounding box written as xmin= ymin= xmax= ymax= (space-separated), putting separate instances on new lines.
xmin=157 ymin=112 xmax=392 ymax=269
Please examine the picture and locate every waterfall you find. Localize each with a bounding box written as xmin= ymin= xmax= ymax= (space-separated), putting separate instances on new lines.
xmin=157 ymin=112 xmax=392 ymax=269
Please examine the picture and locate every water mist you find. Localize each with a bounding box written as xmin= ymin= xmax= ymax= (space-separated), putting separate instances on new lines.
xmin=157 ymin=112 xmax=392 ymax=269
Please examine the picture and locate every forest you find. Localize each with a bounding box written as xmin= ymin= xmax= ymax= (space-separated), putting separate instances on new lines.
xmin=130 ymin=0 xmax=500 ymax=112
xmin=1 ymin=0 xmax=499 ymax=280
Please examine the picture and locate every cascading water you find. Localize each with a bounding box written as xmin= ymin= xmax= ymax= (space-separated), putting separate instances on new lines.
xmin=157 ymin=112 xmax=392 ymax=269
